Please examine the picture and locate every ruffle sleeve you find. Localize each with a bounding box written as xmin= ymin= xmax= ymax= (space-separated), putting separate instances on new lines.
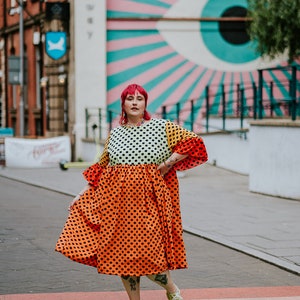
xmin=166 ymin=121 xmax=208 ymax=171
xmin=82 ymin=136 xmax=110 ymax=187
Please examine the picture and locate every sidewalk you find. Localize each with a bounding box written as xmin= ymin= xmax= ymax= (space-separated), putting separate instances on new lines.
xmin=2 ymin=286 xmax=300 ymax=300
xmin=0 ymin=163 xmax=300 ymax=277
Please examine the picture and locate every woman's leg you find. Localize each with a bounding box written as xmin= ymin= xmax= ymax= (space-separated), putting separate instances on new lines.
xmin=121 ymin=275 xmax=141 ymax=300
xmin=146 ymin=270 xmax=182 ymax=298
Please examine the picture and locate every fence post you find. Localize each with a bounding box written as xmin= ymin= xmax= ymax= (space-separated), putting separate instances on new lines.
xmin=190 ymin=100 xmax=194 ymax=131
xmin=176 ymin=102 xmax=180 ymax=124
xmin=291 ymin=66 xmax=297 ymax=121
xmin=240 ymin=88 xmax=244 ymax=129
xmin=222 ymin=84 xmax=226 ymax=130
xmin=253 ymin=82 xmax=257 ymax=119
xmin=162 ymin=106 xmax=167 ymax=119
xmin=46 ymin=83 xmax=50 ymax=130
xmin=85 ymin=108 xmax=89 ymax=138
xmin=108 ymin=110 xmax=113 ymax=131
xmin=236 ymin=83 xmax=240 ymax=117
xmin=258 ymin=69 xmax=263 ymax=119
xmin=205 ymin=85 xmax=209 ymax=133
xmin=270 ymin=81 xmax=274 ymax=117
xmin=98 ymin=108 xmax=102 ymax=140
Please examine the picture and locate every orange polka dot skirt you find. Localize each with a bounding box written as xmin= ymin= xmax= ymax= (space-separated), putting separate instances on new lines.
xmin=55 ymin=119 xmax=208 ymax=276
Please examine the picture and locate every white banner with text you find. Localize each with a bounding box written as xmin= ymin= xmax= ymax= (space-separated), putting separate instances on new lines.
xmin=5 ymin=136 xmax=71 ymax=168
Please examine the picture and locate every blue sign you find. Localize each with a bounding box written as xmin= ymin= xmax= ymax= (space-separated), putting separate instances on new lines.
xmin=45 ymin=32 xmax=67 ymax=60
xmin=0 ymin=128 xmax=14 ymax=137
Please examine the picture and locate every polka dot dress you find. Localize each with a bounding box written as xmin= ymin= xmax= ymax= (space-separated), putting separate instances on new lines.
xmin=55 ymin=119 xmax=208 ymax=276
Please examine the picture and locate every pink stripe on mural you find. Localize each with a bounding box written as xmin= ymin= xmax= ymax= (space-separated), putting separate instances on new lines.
xmin=107 ymin=35 xmax=163 ymax=51
xmin=222 ymin=71 xmax=231 ymax=86
xmin=231 ymin=71 xmax=242 ymax=113
xmin=261 ymin=71 xmax=289 ymax=115
xmin=131 ymin=55 xmax=185 ymax=87
xmin=206 ymin=71 xmax=223 ymax=97
xmin=209 ymin=71 xmax=224 ymax=97
xmin=108 ymin=46 xmax=173 ymax=75
xmin=241 ymin=71 xmax=255 ymax=107
xmin=145 ymin=63 xmax=198 ymax=109
xmin=226 ymin=72 xmax=236 ymax=112
xmin=159 ymin=0 xmax=178 ymax=5
xmin=178 ymin=69 xmax=215 ymax=117
xmin=263 ymin=71 xmax=289 ymax=99
xmin=260 ymin=72 xmax=273 ymax=100
xmin=171 ymin=68 xmax=214 ymax=132
xmin=208 ymin=71 xmax=225 ymax=114
xmin=241 ymin=71 xmax=254 ymax=88
xmin=107 ymin=0 xmax=168 ymax=15
xmin=219 ymin=71 xmax=233 ymax=106
xmin=107 ymin=55 xmax=184 ymax=105
xmin=249 ymin=72 xmax=258 ymax=105
xmin=107 ymin=20 xmax=157 ymax=30
xmin=190 ymin=69 xmax=215 ymax=102
xmin=146 ymin=63 xmax=194 ymax=99
xmin=158 ymin=67 xmax=205 ymax=109
xmin=223 ymin=71 xmax=234 ymax=90
xmin=163 ymin=67 xmax=207 ymax=129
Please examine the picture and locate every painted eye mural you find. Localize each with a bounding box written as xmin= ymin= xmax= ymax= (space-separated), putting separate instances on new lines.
xmin=157 ymin=0 xmax=263 ymax=71
xmin=107 ymin=0 xmax=296 ymax=130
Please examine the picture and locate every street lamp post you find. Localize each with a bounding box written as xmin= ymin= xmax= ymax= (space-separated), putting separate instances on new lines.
xmin=19 ymin=0 xmax=24 ymax=136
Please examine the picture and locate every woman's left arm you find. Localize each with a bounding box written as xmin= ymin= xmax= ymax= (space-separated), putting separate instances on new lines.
xmin=157 ymin=153 xmax=188 ymax=176
xmin=159 ymin=121 xmax=208 ymax=175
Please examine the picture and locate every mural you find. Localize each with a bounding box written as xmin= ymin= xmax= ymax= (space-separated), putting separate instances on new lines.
xmin=107 ymin=0 xmax=298 ymax=130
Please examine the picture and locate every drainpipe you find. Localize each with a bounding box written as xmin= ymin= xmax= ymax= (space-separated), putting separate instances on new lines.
xmin=19 ymin=0 xmax=24 ymax=136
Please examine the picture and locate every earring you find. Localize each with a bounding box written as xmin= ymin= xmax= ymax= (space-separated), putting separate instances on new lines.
xmin=121 ymin=111 xmax=127 ymax=125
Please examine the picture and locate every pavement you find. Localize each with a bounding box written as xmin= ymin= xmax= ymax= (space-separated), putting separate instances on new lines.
xmin=0 ymin=163 xmax=300 ymax=299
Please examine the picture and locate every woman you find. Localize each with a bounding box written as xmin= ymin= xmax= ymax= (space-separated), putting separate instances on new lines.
xmin=55 ymin=84 xmax=208 ymax=300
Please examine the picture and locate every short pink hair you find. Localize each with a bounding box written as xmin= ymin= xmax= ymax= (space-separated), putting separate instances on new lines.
xmin=119 ymin=84 xmax=151 ymax=125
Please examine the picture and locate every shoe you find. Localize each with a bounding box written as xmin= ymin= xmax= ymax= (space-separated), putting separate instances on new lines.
xmin=166 ymin=285 xmax=183 ymax=300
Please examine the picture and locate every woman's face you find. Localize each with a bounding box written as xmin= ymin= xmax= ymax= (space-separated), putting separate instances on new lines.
xmin=123 ymin=90 xmax=146 ymax=119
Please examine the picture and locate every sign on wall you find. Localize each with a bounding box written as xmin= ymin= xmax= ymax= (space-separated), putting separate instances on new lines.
xmin=8 ymin=56 xmax=28 ymax=85
xmin=45 ymin=32 xmax=67 ymax=60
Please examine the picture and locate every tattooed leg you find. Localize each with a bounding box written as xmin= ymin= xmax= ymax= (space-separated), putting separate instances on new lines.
xmin=121 ymin=275 xmax=141 ymax=300
xmin=146 ymin=270 xmax=179 ymax=294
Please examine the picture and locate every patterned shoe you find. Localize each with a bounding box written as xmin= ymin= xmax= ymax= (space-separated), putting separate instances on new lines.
xmin=166 ymin=285 xmax=183 ymax=300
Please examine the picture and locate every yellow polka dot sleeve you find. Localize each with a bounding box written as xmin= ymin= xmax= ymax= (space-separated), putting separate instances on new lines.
xmin=166 ymin=121 xmax=208 ymax=171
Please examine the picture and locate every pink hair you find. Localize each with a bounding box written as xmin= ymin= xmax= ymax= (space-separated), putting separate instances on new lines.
xmin=119 ymin=84 xmax=151 ymax=125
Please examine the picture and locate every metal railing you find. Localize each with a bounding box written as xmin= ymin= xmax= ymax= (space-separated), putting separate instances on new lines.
xmin=85 ymin=66 xmax=299 ymax=138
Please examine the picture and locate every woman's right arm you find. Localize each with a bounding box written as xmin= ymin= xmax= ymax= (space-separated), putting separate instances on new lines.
xmin=68 ymin=184 xmax=91 ymax=211
xmin=68 ymin=135 xmax=111 ymax=211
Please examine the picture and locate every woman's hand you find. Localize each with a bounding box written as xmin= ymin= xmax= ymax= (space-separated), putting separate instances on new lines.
xmin=157 ymin=161 xmax=172 ymax=177
xmin=68 ymin=184 xmax=90 ymax=211
xmin=68 ymin=194 xmax=81 ymax=211
xmin=158 ymin=153 xmax=189 ymax=177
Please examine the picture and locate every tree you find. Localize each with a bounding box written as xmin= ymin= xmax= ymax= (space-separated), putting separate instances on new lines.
xmin=247 ymin=0 xmax=300 ymax=62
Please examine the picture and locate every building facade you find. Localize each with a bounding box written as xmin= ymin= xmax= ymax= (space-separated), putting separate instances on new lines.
xmin=0 ymin=0 xmax=71 ymax=138
xmin=0 ymin=0 xmax=106 ymax=159
xmin=0 ymin=0 xmax=297 ymax=160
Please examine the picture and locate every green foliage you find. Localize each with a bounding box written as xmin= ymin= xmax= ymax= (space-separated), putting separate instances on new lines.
xmin=247 ymin=0 xmax=300 ymax=62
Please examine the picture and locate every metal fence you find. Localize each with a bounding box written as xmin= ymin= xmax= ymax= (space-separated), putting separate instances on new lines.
xmin=85 ymin=66 xmax=300 ymax=138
